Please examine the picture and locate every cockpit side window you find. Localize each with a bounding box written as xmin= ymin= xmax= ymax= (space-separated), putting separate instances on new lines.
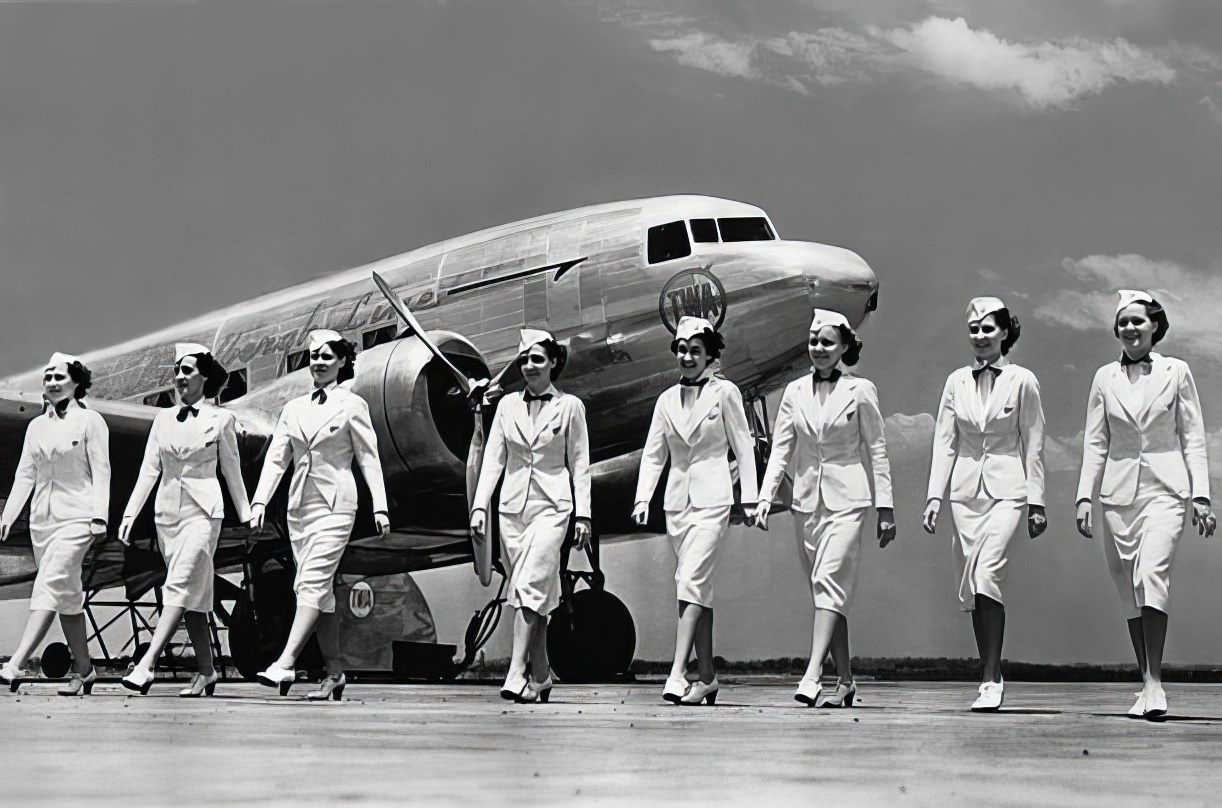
xmin=690 ymin=219 xmax=719 ymax=243
xmin=718 ymin=217 xmax=775 ymax=242
xmin=647 ymin=221 xmax=692 ymax=264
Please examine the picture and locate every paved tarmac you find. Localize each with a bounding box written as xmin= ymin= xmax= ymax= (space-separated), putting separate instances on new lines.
xmin=3 ymin=677 xmax=1221 ymax=807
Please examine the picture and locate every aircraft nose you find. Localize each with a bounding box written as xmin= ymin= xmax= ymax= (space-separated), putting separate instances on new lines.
xmin=793 ymin=242 xmax=879 ymax=327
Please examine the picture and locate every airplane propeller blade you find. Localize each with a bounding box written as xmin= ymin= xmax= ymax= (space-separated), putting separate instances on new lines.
xmin=371 ymin=271 xmax=474 ymax=396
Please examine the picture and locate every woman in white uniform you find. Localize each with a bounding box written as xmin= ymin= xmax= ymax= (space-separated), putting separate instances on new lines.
xmin=250 ymin=329 xmax=389 ymax=699
xmin=923 ymin=297 xmax=1046 ymax=712
xmin=753 ymin=310 xmax=895 ymax=708
xmin=0 ymin=353 xmax=110 ymax=696
xmin=118 ymin=344 xmax=251 ymax=697
xmin=633 ymin=316 xmax=758 ymax=706
xmin=470 ymin=329 xmax=592 ymax=704
xmin=1075 ymin=290 xmax=1214 ymax=720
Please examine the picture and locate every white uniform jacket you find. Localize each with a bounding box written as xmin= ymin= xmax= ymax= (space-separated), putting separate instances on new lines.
xmin=123 ymin=403 xmax=252 ymax=525
xmin=1075 ymin=353 xmax=1209 ymax=507
xmin=471 ymin=387 xmax=592 ymax=519
xmin=927 ymin=361 xmax=1046 ymax=505
xmin=252 ymin=385 xmax=389 ymax=515
xmin=759 ymin=374 xmax=892 ymax=512
xmin=635 ymin=376 xmax=759 ymax=511
xmin=2 ymin=403 xmax=111 ymax=528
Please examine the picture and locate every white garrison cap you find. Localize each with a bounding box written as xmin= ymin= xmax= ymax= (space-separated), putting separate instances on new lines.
xmin=809 ymin=309 xmax=852 ymax=334
xmin=174 ymin=342 xmax=212 ymax=363
xmin=1116 ymin=289 xmax=1156 ymax=315
xmin=966 ymin=296 xmax=1007 ymax=323
xmin=308 ymin=329 xmax=345 ymax=351
xmin=45 ymin=351 xmax=81 ymax=370
xmin=517 ymin=328 xmax=554 ymax=355
xmin=675 ymin=316 xmax=716 ymax=343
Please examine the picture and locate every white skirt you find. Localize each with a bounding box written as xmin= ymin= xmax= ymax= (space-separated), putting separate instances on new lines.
xmin=793 ymin=505 xmax=868 ymax=616
xmin=156 ymin=511 xmax=221 ymax=613
xmin=1101 ymin=479 xmax=1186 ymax=618
xmin=287 ymin=496 xmax=355 ymax=614
xmin=498 ymin=496 xmax=572 ymax=616
xmin=29 ymin=521 xmax=93 ymax=615
xmin=665 ymin=504 xmax=731 ymax=608
xmin=950 ymin=498 xmax=1024 ymax=611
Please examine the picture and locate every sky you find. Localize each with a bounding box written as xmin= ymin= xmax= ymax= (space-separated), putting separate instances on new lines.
xmin=2 ymin=0 xmax=1222 ymax=665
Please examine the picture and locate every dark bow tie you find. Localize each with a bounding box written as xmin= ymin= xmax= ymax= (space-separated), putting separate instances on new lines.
xmin=312 ymin=388 xmax=328 ymax=405
xmin=1120 ymin=353 xmax=1152 ymax=367
xmin=972 ymin=365 xmax=1003 ymax=381
xmin=523 ymin=391 xmax=553 ymax=404
xmin=46 ymin=398 xmax=71 ymax=418
xmin=679 ymin=377 xmax=708 ymax=388
xmin=176 ymin=405 xmax=199 ymax=422
xmin=813 ymin=368 xmax=842 ymax=386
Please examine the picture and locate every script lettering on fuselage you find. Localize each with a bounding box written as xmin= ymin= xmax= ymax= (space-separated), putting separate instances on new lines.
xmin=658 ymin=268 xmax=727 ymax=333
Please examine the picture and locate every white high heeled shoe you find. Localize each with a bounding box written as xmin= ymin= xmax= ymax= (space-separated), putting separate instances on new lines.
xmin=680 ymin=678 xmax=719 ymax=706
xmin=1143 ymin=686 xmax=1168 ymax=720
xmin=1127 ymin=691 xmax=1146 ymax=718
xmin=59 ymin=667 xmax=97 ymax=697
xmin=970 ymin=680 xmax=1004 ymax=712
xmin=121 ymin=666 xmax=155 ymax=696
xmin=794 ymin=678 xmax=822 ymax=706
xmin=662 ymin=676 xmax=690 ymax=704
xmin=256 ymin=664 xmax=297 ymax=696
xmin=179 ymin=669 xmax=220 ymax=698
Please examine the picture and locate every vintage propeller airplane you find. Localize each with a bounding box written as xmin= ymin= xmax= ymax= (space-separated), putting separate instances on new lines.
xmin=0 ymin=195 xmax=878 ymax=683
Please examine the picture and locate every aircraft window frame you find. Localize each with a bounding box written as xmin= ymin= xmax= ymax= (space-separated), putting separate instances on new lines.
xmin=141 ymin=388 xmax=176 ymax=408
xmin=362 ymin=324 xmax=398 ymax=350
xmin=717 ymin=217 xmax=775 ymax=242
xmin=690 ymin=218 xmax=719 ymax=243
xmin=285 ymin=349 xmax=309 ymax=374
xmin=646 ymin=220 xmax=692 ymax=264
xmin=219 ymin=368 xmax=248 ymax=403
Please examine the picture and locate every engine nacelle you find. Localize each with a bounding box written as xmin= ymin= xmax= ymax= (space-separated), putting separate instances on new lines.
xmin=350 ymin=332 xmax=489 ymax=496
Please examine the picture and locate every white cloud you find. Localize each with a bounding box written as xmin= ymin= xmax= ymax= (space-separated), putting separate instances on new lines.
xmin=649 ymin=32 xmax=759 ymax=81
xmin=1201 ymin=95 xmax=1222 ymax=125
xmin=870 ymin=16 xmax=1176 ymax=109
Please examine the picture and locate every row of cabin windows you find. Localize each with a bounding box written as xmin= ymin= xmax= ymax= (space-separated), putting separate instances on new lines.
xmin=646 ymin=217 xmax=775 ymax=265
xmin=140 ymin=323 xmax=400 ymax=408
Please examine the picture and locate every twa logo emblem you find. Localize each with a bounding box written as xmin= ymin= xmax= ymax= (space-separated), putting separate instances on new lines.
xmin=659 ymin=267 xmax=726 ymax=334
xmin=349 ymin=581 xmax=374 ymax=619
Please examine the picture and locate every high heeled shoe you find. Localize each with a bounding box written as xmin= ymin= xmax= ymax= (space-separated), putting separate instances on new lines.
xmin=662 ymin=676 xmax=690 ymax=704
xmin=970 ymin=679 xmax=1004 ymax=712
xmin=518 ymin=676 xmax=553 ymax=704
xmin=179 ymin=669 xmax=219 ymax=698
xmin=58 ymin=667 xmax=97 ymax=697
xmin=817 ymin=680 xmax=857 ymax=708
xmin=1127 ymin=691 xmax=1146 ymax=718
xmin=256 ymin=664 xmax=297 ymax=696
xmin=121 ymin=666 xmax=155 ymax=696
xmin=306 ymin=673 xmax=346 ymax=702
xmin=1143 ymin=686 xmax=1168 ymax=720
xmin=0 ymin=662 xmax=27 ymax=693
xmin=500 ymin=670 xmax=529 ymax=701
xmin=794 ymin=677 xmax=823 ymax=706
xmin=680 ymin=678 xmax=719 ymax=706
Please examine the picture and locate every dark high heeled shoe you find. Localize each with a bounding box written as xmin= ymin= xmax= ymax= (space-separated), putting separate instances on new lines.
xmin=256 ymin=664 xmax=297 ymax=696
xmin=306 ymin=673 xmax=346 ymax=702
xmin=179 ymin=669 xmax=219 ymax=698
xmin=59 ymin=667 xmax=97 ymax=697
xmin=121 ymin=666 xmax=155 ymax=696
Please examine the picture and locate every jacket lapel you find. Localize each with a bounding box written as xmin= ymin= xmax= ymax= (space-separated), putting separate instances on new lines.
xmin=509 ymin=392 xmax=538 ymax=446
xmin=678 ymin=380 xmax=720 ymax=443
xmin=982 ymin=367 xmax=1018 ymax=425
xmin=1137 ymin=353 xmax=1174 ymax=426
xmin=817 ymin=378 xmax=855 ymax=437
xmin=1108 ymin=363 xmax=1143 ymax=425
xmin=305 ymin=398 xmax=345 ymax=447
xmin=527 ymin=387 xmax=563 ymax=447
xmin=958 ymin=370 xmax=985 ymax=430
xmin=796 ymin=376 xmax=820 ymax=437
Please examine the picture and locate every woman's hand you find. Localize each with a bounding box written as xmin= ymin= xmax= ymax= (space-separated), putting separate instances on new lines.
xmin=89 ymin=518 xmax=107 ymax=538
xmin=922 ymin=499 xmax=940 ymax=534
xmin=249 ymin=504 xmax=266 ymax=533
xmin=0 ymin=523 xmax=8 ymax=542
xmin=751 ymin=501 xmax=772 ymax=531
xmin=877 ymin=507 xmax=896 ymax=547
xmin=574 ymin=517 xmax=593 ymax=550
xmin=469 ymin=509 xmax=486 ymax=540
xmin=118 ymin=516 xmax=135 ymax=546
xmin=631 ymin=502 xmax=649 ymax=527
xmin=1075 ymin=501 xmax=1093 ymax=538
xmin=373 ymin=511 xmax=390 ymax=536
xmin=1028 ymin=504 xmax=1047 ymax=539
xmin=1192 ymin=500 xmax=1216 ymax=538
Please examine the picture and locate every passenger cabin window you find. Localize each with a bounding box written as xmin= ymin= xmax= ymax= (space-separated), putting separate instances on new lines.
xmin=362 ymin=324 xmax=397 ymax=350
xmin=285 ymin=349 xmax=309 ymax=374
xmin=647 ymin=221 xmax=692 ymax=264
xmin=718 ymin=217 xmax=775 ymax=242
xmin=219 ymin=368 xmax=248 ymax=403
xmin=690 ymin=219 xmax=719 ymax=243
xmin=142 ymin=389 xmax=175 ymax=408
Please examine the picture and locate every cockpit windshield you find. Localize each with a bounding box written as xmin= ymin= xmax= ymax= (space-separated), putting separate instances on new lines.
xmin=717 ymin=217 xmax=775 ymax=242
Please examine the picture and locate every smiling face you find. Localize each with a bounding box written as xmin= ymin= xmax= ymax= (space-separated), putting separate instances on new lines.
xmin=675 ymin=336 xmax=711 ymax=381
xmin=42 ymin=362 xmax=77 ymax=405
xmin=517 ymin=343 xmax=556 ymax=392
xmin=809 ymin=326 xmax=847 ymax=374
xmin=1115 ymin=303 xmax=1155 ymax=358
xmin=174 ymin=355 xmax=206 ymax=404
xmin=967 ymin=313 xmax=1007 ymax=364
xmin=310 ymin=343 xmax=346 ymax=388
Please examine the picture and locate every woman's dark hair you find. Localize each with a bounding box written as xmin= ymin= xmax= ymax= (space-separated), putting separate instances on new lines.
xmin=178 ymin=352 xmax=230 ymax=399
xmin=66 ymin=361 xmax=92 ymax=400
xmin=540 ymin=338 xmax=568 ymax=381
xmin=989 ymin=308 xmax=1021 ymax=356
xmin=326 ymin=338 xmax=358 ymax=384
xmin=1113 ymin=299 xmax=1169 ymax=346
xmin=836 ymin=325 xmax=864 ymax=366
xmin=670 ymin=328 xmax=725 ymax=359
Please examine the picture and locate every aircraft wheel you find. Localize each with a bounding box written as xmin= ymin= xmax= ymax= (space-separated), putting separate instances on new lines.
xmin=547 ymin=589 xmax=635 ymax=683
xmin=228 ymin=566 xmax=322 ymax=680
xmin=40 ymin=642 xmax=72 ymax=679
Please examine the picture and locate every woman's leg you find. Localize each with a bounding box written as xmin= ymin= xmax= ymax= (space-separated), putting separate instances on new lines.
xmin=694 ymin=606 xmax=715 ymax=683
xmin=669 ymin=601 xmax=702 ymax=682
xmin=528 ymin=613 xmax=550 ymax=683
xmin=134 ymin=605 xmax=186 ymax=672
xmin=1140 ymin=607 xmax=1168 ymax=691
xmin=314 ymin=611 xmax=344 ymax=677
xmin=183 ymin=611 xmax=215 ymax=674
xmin=273 ymin=604 xmax=322 ymax=669
xmin=59 ymin=612 xmax=92 ymax=675
xmin=974 ymin=594 xmax=1005 ymax=684
xmin=8 ymin=610 xmax=56 ymax=669
xmin=802 ymin=609 xmax=842 ymax=682
xmin=828 ymin=614 xmax=852 ymax=682
xmin=1126 ymin=616 xmax=1148 ymax=680
xmin=507 ymin=607 xmax=538 ymax=684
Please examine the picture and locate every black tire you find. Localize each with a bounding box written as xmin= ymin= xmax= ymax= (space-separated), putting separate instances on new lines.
xmin=40 ymin=642 xmax=72 ymax=679
xmin=546 ymin=589 xmax=635 ymax=683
